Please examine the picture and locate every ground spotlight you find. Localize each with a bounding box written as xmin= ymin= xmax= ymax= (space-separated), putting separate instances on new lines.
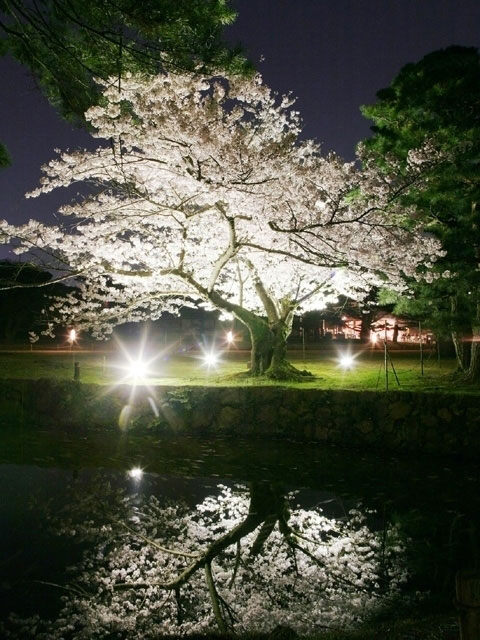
xmin=128 ymin=359 xmax=148 ymax=381
xmin=338 ymin=353 xmax=356 ymax=369
xmin=202 ymin=350 xmax=219 ymax=369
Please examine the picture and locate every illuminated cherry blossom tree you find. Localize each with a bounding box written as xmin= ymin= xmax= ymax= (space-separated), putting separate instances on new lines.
xmin=0 ymin=73 xmax=440 ymax=378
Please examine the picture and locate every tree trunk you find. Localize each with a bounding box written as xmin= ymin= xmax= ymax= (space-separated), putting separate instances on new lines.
xmin=244 ymin=315 xmax=311 ymax=380
xmin=392 ymin=322 xmax=399 ymax=344
xmin=452 ymin=330 xmax=471 ymax=372
xmin=184 ymin=273 xmax=311 ymax=380
xmin=456 ymin=570 xmax=480 ymax=640
xmin=466 ymin=203 xmax=480 ymax=382
xmin=451 ymin=296 xmax=472 ymax=372
xmin=451 ymin=293 xmax=480 ymax=382
xmin=465 ymin=299 xmax=480 ymax=382
xmin=466 ymin=336 xmax=480 ymax=382
xmin=359 ymin=312 xmax=373 ymax=342
xmin=247 ymin=316 xmax=275 ymax=376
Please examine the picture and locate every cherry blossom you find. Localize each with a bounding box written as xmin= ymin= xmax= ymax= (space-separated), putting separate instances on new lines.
xmin=0 ymin=73 xmax=441 ymax=377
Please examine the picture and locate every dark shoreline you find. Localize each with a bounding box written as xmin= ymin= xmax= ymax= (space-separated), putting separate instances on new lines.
xmin=1 ymin=379 xmax=479 ymax=458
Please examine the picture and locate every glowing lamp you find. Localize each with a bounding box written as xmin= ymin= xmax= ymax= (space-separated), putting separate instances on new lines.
xmin=203 ymin=351 xmax=219 ymax=368
xmin=128 ymin=359 xmax=148 ymax=381
xmin=68 ymin=328 xmax=77 ymax=343
xmin=339 ymin=354 xmax=355 ymax=369
xmin=225 ymin=330 xmax=234 ymax=345
xmin=371 ymin=333 xmax=378 ymax=344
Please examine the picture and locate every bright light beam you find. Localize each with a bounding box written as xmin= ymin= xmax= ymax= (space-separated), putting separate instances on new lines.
xmin=202 ymin=351 xmax=219 ymax=369
xmin=128 ymin=359 xmax=148 ymax=381
xmin=225 ymin=330 xmax=235 ymax=345
xmin=112 ymin=331 xmax=158 ymax=386
xmin=338 ymin=354 xmax=356 ymax=370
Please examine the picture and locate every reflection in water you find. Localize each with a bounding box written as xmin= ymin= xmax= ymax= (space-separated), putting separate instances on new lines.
xmin=1 ymin=475 xmax=408 ymax=638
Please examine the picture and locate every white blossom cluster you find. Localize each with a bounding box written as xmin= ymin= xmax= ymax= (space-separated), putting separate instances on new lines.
xmin=0 ymin=72 xmax=442 ymax=337
xmin=1 ymin=484 xmax=409 ymax=638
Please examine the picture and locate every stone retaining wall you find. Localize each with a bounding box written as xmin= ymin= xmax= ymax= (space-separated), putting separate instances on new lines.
xmin=1 ymin=379 xmax=479 ymax=457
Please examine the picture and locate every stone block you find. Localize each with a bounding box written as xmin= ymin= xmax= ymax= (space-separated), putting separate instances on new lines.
xmin=437 ymin=407 xmax=452 ymax=422
xmin=217 ymin=405 xmax=244 ymax=429
xmin=389 ymin=401 xmax=411 ymax=420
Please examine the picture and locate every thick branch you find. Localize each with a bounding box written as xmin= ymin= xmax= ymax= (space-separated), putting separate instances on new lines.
xmin=170 ymin=267 xmax=266 ymax=330
xmin=207 ymin=203 xmax=238 ymax=292
xmin=0 ymin=271 xmax=82 ymax=290
xmin=205 ymin=562 xmax=228 ymax=633
xmin=244 ymin=259 xmax=279 ymax=323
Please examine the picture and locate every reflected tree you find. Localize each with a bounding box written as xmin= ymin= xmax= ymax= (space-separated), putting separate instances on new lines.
xmin=1 ymin=479 xmax=410 ymax=638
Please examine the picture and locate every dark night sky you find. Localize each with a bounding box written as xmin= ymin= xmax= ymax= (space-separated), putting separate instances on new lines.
xmin=0 ymin=0 xmax=479 ymax=254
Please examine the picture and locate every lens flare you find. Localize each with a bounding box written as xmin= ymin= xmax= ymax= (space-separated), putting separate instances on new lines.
xmin=339 ymin=354 xmax=355 ymax=369
xmin=128 ymin=359 xmax=148 ymax=381
xmin=203 ymin=351 xmax=219 ymax=368
xmin=128 ymin=467 xmax=144 ymax=481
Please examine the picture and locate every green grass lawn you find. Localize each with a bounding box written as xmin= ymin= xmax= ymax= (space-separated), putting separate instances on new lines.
xmin=0 ymin=344 xmax=474 ymax=393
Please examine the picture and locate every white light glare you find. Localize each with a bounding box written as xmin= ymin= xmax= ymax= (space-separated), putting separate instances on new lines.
xmin=339 ymin=354 xmax=355 ymax=369
xmin=225 ymin=330 xmax=234 ymax=344
xmin=68 ymin=328 xmax=77 ymax=343
xmin=371 ymin=333 xmax=378 ymax=344
xmin=203 ymin=351 xmax=219 ymax=368
xmin=129 ymin=359 xmax=148 ymax=381
xmin=128 ymin=467 xmax=143 ymax=481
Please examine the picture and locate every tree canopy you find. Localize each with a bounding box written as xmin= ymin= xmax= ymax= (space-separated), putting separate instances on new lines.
xmin=0 ymin=0 xmax=250 ymax=123
xmin=0 ymin=260 xmax=70 ymax=341
xmin=361 ymin=46 xmax=480 ymax=379
xmin=0 ymin=72 xmax=440 ymax=378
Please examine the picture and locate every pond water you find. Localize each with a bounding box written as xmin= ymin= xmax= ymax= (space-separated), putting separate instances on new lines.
xmin=0 ymin=426 xmax=478 ymax=638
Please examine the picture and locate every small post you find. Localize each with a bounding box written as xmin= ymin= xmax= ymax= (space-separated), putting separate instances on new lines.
xmin=419 ymin=321 xmax=424 ymax=376
xmin=386 ymin=348 xmax=400 ymax=386
xmin=74 ymin=361 xmax=80 ymax=381
xmin=456 ymin=570 xmax=480 ymax=640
